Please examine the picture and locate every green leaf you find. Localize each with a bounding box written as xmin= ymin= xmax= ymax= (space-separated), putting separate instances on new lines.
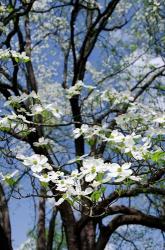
xmin=96 ymin=173 xmax=104 ymax=182
xmin=87 ymin=138 xmax=96 ymax=147
xmin=23 ymin=58 xmax=30 ymax=63
xmin=14 ymin=57 xmax=19 ymax=63
xmin=91 ymin=190 xmax=101 ymax=202
xmin=5 ymin=178 xmax=16 ymax=186
xmin=66 ymin=198 xmax=74 ymax=206
xmin=7 ymin=5 xmax=14 ymax=13
xmin=100 ymin=186 xmax=106 ymax=193
xmin=151 ymin=151 xmax=165 ymax=162
xmin=40 ymin=181 xmax=49 ymax=188
xmin=155 ymin=84 xmax=165 ymax=91
xmin=130 ymin=44 xmax=138 ymax=52
xmin=91 ymin=187 xmax=105 ymax=202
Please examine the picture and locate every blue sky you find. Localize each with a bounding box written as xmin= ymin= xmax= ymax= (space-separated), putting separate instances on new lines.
xmin=9 ymin=197 xmax=35 ymax=249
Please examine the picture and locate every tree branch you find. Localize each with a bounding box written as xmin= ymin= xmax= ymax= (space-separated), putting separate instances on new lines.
xmin=96 ymin=213 xmax=165 ymax=250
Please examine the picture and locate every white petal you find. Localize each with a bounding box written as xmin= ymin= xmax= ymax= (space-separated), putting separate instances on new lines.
xmin=10 ymin=170 xmax=19 ymax=178
xmin=40 ymin=155 xmax=48 ymax=165
xmin=106 ymin=172 xmax=118 ymax=178
xmin=84 ymin=187 xmax=93 ymax=195
xmin=122 ymin=163 xmax=131 ymax=169
xmin=121 ymin=169 xmax=133 ymax=176
xmin=129 ymin=176 xmax=141 ymax=181
xmin=31 ymin=165 xmax=43 ymax=173
xmin=114 ymin=176 xmax=126 ymax=182
xmin=109 ymin=163 xmax=120 ymax=172
xmin=85 ymin=173 xmax=96 ymax=182
xmin=55 ymin=198 xmax=64 ymax=206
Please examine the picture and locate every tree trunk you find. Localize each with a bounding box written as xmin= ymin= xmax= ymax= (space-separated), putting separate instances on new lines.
xmin=59 ymin=202 xmax=80 ymax=250
xmin=0 ymin=184 xmax=12 ymax=250
xmin=80 ymin=221 xmax=96 ymax=250
xmin=47 ymin=208 xmax=57 ymax=250
xmin=0 ymin=225 xmax=12 ymax=250
xmin=37 ymin=187 xmax=46 ymax=250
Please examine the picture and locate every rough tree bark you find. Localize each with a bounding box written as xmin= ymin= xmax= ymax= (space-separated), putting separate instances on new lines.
xmin=0 ymin=184 xmax=12 ymax=250
xmin=37 ymin=187 xmax=46 ymax=250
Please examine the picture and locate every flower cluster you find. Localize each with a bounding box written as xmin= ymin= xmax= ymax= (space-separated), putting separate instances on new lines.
xmin=15 ymin=154 xmax=140 ymax=205
xmin=115 ymin=102 xmax=165 ymax=133
xmin=105 ymin=130 xmax=151 ymax=160
xmin=0 ymin=82 xmax=164 ymax=208
xmin=5 ymin=91 xmax=39 ymax=107
xmin=0 ymin=4 xmax=7 ymax=13
xmin=73 ymin=124 xmax=107 ymax=139
xmin=2 ymin=92 xmax=62 ymax=131
xmin=30 ymin=103 xmax=62 ymax=119
xmin=0 ymin=170 xmax=18 ymax=185
xmin=0 ymin=112 xmax=34 ymax=134
xmin=66 ymin=80 xmax=96 ymax=98
xmin=154 ymin=114 xmax=165 ymax=124
xmin=17 ymin=154 xmax=52 ymax=173
xmin=101 ymin=89 xmax=134 ymax=106
xmin=33 ymin=137 xmax=52 ymax=147
xmin=0 ymin=49 xmax=30 ymax=62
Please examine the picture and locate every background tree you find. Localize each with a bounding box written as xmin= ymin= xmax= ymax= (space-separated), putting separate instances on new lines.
xmin=0 ymin=0 xmax=165 ymax=249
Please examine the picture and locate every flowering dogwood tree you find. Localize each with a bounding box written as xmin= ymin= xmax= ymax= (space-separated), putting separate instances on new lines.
xmin=0 ymin=0 xmax=165 ymax=249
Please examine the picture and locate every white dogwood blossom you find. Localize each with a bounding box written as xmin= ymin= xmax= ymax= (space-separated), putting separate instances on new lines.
xmin=0 ymin=4 xmax=7 ymax=13
xmin=66 ymin=80 xmax=96 ymax=98
xmin=30 ymin=104 xmax=44 ymax=115
xmin=0 ymin=49 xmax=29 ymax=62
xmin=73 ymin=124 xmax=91 ymax=139
xmin=102 ymin=129 xmax=152 ymax=161
xmin=73 ymin=124 xmax=107 ymax=139
xmin=13 ymin=154 xmax=142 ymax=205
xmin=1 ymin=86 xmax=164 ymax=207
xmin=44 ymin=104 xmax=62 ymax=119
xmin=33 ymin=137 xmax=51 ymax=147
xmin=67 ymin=182 xmax=93 ymax=196
xmin=153 ymin=114 xmax=165 ymax=124
xmin=17 ymin=154 xmax=52 ymax=173
xmin=0 ymin=51 xmax=164 ymax=208
xmin=5 ymin=91 xmax=39 ymax=106
xmin=30 ymin=103 xmax=62 ymax=119
xmin=80 ymin=157 xmax=107 ymax=182
xmin=1 ymin=1 xmax=165 ymax=248
xmin=0 ymin=170 xmax=19 ymax=182
xmin=106 ymin=130 xmax=125 ymax=143
xmin=66 ymin=81 xmax=84 ymax=98
xmin=101 ymin=89 xmax=134 ymax=107
xmin=107 ymin=163 xmax=139 ymax=182
xmin=0 ymin=113 xmax=33 ymax=134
